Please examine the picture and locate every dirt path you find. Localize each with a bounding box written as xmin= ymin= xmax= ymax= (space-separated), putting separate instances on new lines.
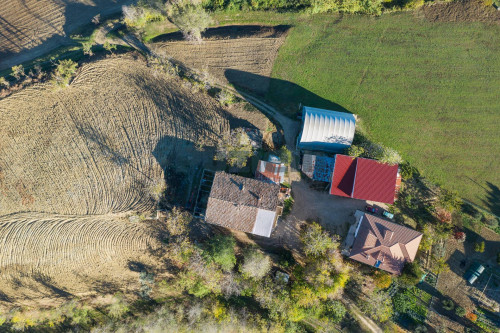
xmin=343 ymin=297 xmax=384 ymax=333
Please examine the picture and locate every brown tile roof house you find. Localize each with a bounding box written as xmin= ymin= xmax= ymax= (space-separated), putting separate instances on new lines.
xmin=347 ymin=213 xmax=422 ymax=274
xmin=205 ymin=171 xmax=283 ymax=237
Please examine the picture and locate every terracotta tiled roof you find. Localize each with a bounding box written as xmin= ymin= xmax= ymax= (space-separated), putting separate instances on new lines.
xmin=348 ymin=214 xmax=422 ymax=274
xmin=329 ymin=155 xmax=399 ymax=204
xmin=205 ymin=172 xmax=281 ymax=235
xmin=329 ymin=154 xmax=357 ymax=197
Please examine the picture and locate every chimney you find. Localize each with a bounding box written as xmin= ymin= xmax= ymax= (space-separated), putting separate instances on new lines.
xmin=257 ymin=197 xmax=262 ymax=207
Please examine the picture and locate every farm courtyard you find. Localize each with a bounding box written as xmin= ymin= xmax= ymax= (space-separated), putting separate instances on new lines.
xmin=225 ymin=7 xmax=500 ymax=214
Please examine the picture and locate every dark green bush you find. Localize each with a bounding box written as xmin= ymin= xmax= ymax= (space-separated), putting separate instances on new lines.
xmin=455 ymin=306 xmax=466 ymax=317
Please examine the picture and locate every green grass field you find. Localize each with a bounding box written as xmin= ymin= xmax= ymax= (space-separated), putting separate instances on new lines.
xmin=264 ymin=12 xmax=499 ymax=213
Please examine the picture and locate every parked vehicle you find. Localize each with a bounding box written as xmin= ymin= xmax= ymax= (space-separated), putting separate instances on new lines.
xmin=383 ymin=211 xmax=394 ymax=219
xmin=365 ymin=205 xmax=379 ymax=214
xmin=464 ymin=262 xmax=485 ymax=285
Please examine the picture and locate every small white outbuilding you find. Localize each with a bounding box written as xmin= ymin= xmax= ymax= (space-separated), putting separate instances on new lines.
xmin=297 ymin=106 xmax=356 ymax=152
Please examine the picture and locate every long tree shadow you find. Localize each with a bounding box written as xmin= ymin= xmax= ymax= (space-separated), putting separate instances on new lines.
xmin=224 ymin=69 xmax=350 ymax=116
xmin=151 ymin=24 xmax=291 ymax=43
xmin=483 ymin=182 xmax=500 ymax=217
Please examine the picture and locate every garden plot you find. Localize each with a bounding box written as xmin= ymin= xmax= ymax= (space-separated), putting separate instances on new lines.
xmin=0 ymin=55 xmax=230 ymax=216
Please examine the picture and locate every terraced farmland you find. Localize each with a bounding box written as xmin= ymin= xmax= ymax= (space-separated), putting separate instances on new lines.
xmin=0 ymin=55 xmax=229 ymax=216
xmin=0 ymin=0 xmax=133 ymax=70
xmin=0 ymin=212 xmax=161 ymax=305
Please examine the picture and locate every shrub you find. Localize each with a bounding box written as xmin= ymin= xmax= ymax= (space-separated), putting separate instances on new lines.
xmin=438 ymin=189 xmax=463 ymax=212
xmin=278 ymin=146 xmax=292 ymax=165
xmin=465 ymin=312 xmax=477 ymax=322
xmin=107 ymin=294 xmax=130 ymax=318
xmin=497 ymin=252 xmax=500 ymax=265
xmin=205 ymin=234 xmax=236 ymax=271
xmin=240 ymin=247 xmax=272 ymax=279
xmin=346 ymin=144 xmax=365 ymax=157
xmin=11 ymin=65 xmax=25 ymax=80
xmin=475 ymin=241 xmax=485 ymax=253
xmin=283 ymin=196 xmax=294 ymax=217
xmin=436 ymin=207 xmax=452 ymax=224
xmin=0 ymin=77 xmax=10 ymax=88
xmin=455 ymin=306 xmax=466 ymax=317
xmin=483 ymin=214 xmax=499 ymax=229
xmin=217 ymin=89 xmax=236 ymax=106
xmin=52 ymin=59 xmax=78 ymax=87
xmin=373 ymin=271 xmax=392 ymax=289
xmin=400 ymin=162 xmax=418 ymax=180
xmin=454 ymin=231 xmax=466 ymax=242
xmin=442 ymin=299 xmax=454 ymax=311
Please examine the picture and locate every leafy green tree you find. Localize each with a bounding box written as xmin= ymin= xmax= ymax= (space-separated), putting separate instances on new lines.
xmin=167 ymin=0 xmax=212 ymax=42
xmin=398 ymin=261 xmax=423 ymax=286
xmin=215 ymin=128 xmax=254 ymax=168
xmin=323 ymin=300 xmax=346 ymax=323
xmin=301 ymin=222 xmax=338 ymax=257
xmin=240 ymin=247 xmax=272 ymax=279
xmin=165 ymin=207 xmax=191 ymax=238
xmin=205 ymin=234 xmax=236 ymax=271
xmin=52 ymin=59 xmax=78 ymax=87
xmin=360 ymin=289 xmax=393 ymax=322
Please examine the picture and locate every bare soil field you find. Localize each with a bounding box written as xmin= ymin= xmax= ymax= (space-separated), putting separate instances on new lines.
xmin=0 ymin=55 xmax=229 ymax=216
xmin=421 ymin=0 xmax=500 ymax=23
xmin=150 ymin=25 xmax=289 ymax=95
xmin=0 ymin=0 xmax=131 ymax=70
xmin=0 ymin=212 xmax=162 ymax=308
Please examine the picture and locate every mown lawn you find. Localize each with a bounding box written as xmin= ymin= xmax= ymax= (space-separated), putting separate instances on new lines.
xmin=265 ymin=12 xmax=500 ymax=212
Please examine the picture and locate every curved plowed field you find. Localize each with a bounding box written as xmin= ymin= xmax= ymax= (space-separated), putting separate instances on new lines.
xmin=0 ymin=212 xmax=161 ymax=304
xmin=151 ymin=26 xmax=289 ymax=95
xmin=0 ymin=0 xmax=131 ymax=70
xmin=0 ymin=55 xmax=229 ymax=216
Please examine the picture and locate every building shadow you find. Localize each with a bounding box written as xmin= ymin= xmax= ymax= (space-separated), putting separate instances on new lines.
xmin=224 ymin=69 xmax=350 ymax=116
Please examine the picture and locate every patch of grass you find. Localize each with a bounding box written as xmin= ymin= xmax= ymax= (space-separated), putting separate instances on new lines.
xmin=266 ymin=12 xmax=500 ymax=211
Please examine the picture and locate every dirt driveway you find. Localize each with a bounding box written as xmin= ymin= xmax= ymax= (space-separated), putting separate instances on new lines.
xmin=272 ymin=178 xmax=387 ymax=252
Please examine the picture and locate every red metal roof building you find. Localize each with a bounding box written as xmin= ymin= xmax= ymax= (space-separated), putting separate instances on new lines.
xmin=346 ymin=213 xmax=422 ymax=274
xmin=329 ymin=155 xmax=400 ymax=204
